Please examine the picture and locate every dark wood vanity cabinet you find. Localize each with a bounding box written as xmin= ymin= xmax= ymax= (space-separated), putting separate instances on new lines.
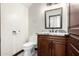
xmin=37 ymin=35 xmax=66 ymax=56
xmin=37 ymin=3 xmax=79 ymax=56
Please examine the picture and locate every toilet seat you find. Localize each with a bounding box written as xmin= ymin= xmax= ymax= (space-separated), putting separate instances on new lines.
xmin=23 ymin=42 xmax=35 ymax=47
xmin=24 ymin=42 xmax=36 ymax=47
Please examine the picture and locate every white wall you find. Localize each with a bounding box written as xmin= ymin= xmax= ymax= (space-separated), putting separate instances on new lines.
xmin=29 ymin=3 xmax=69 ymax=37
xmin=1 ymin=3 xmax=28 ymax=56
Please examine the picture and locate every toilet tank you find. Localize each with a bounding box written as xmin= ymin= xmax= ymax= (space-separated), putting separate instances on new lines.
xmin=29 ymin=34 xmax=37 ymax=44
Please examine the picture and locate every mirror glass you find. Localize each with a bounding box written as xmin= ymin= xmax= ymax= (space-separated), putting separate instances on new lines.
xmin=45 ymin=8 xmax=62 ymax=29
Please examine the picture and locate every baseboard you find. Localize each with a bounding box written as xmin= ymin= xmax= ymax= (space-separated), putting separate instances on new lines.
xmin=13 ymin=50 xmax=24 ymax=56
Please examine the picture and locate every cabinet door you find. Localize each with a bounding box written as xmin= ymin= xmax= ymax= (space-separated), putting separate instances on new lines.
xmin=50 ymin=36 xmax=66 ymax=56
xmin=54 ymin=42 xmax=66 ymax=56
xmin=52 ymin=37 xmax=66 ymax=56
xmin=38 ymin=35 xmax=51 ymax=56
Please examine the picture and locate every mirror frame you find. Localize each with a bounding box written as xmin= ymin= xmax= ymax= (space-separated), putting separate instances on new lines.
xmin=45 ymin=7 xmax=62 ymax=29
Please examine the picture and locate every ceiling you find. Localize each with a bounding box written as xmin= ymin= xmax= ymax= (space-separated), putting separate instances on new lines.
xmin=23 ymin=3 xmax=32 ymax=8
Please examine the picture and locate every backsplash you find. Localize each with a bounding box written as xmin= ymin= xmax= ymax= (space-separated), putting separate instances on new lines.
xmin=41 ymin=29 xmax=67 ymax=33
xmin=42 ymin=29 xmax=66 ymax=33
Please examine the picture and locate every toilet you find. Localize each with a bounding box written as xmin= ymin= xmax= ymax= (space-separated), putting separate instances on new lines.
xmin=23 ymin=34 xmax=37 ymax=56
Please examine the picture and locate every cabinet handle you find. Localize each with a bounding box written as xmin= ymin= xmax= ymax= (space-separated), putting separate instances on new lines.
xmin=49 ymin=42 xmax=52 ymax=48
xmin=49 ymin=41 xmax=54 ymax=49
xmin=51 ymin=41 xmax=54 ymax=49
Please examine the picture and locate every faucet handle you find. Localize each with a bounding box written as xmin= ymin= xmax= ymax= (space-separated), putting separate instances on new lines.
xmin=52 ymin=30 xmax=54 ymax=32
xmin=55 ymin=30 xmax=58 ymax=33
xmin=49 ymin=30 xmax=51 ymax=32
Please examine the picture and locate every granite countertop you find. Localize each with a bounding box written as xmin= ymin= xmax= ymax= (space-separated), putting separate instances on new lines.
xmin=37 ymin=32 xmax=69 ymax=36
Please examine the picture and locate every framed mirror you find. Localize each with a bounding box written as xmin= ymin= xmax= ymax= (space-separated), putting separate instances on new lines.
xmin=45 ymin=8 xmax=62 ymax=29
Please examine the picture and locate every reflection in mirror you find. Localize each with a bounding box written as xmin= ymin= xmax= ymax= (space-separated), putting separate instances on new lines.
xmin=49 ymin=15 xmax=61 ymax=28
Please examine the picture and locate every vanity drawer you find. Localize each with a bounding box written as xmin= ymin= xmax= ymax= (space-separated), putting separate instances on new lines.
xmin=49 ymin=36 xmax=66 ymax=43
xmin=50 ymin=35 xmax=66 ymax=39
xmin=38 ymin=35 xmax=49 ymax=39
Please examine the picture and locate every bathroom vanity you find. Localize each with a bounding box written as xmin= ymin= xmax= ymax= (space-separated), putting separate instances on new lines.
xmin=37 ymin=3 xmax=79 ymax=56
xmin=37 ymin=6 xmax=68 ymax=56
xmin=37 ymin=34 xmax=68 ymax=56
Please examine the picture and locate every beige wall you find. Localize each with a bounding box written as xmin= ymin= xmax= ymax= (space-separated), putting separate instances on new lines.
xmin=29 ymin=3 xmax=69 ymax=37
xmin=1 ymin=3 xmax=29 ymax=56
